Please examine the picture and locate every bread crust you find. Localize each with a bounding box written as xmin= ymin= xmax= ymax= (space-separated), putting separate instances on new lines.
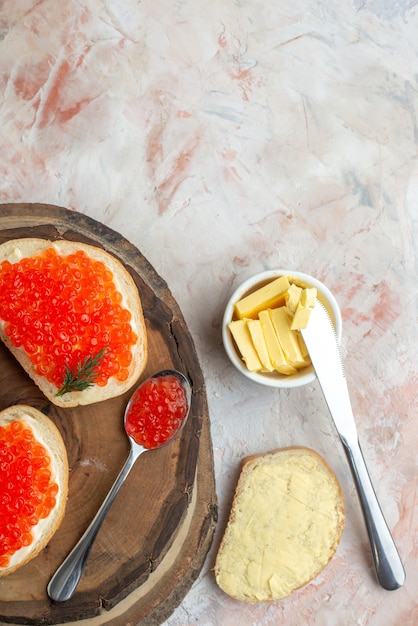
xmin=0 ymin=238 xmax=148 ymax=407
xmin=215 ymin=446 xmax=345 ymax=603
xmin=0 ymin=405 xmax=69 ymax=577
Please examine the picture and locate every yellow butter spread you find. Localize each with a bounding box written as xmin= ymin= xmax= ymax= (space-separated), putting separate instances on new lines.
xmin=269 ymin=307 xmax=308 ymax=368
xmin=258 ymin=310 xmax=297 ymax=375
xmin=229 ymin=276 xmax=317 ymax=375
xmin=228 ymin=320 xmax=263 ymax=372
xmin=215 ymin=449 xmax=344 ymax=603
xmin=246 ymin=319 xmax=274 ymax=372
xmin=234 ymin=276 xmax=290 ymax=320
xmin=284 ymin=283 xmax=303 ymax=313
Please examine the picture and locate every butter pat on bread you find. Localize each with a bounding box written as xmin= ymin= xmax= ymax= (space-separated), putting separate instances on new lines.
xmin=215 ymin=447 xmax=344 ymax=603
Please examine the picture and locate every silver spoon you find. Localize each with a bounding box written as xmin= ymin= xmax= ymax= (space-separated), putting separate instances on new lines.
xmin=47 ymin=369 xmax=191 ymax=602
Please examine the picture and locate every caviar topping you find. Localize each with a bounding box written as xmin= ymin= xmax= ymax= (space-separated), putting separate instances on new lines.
xmin=0 ymin=419 xmax=58 ymax=568
xmin=0 ymin=248 xmax=138 ymax=394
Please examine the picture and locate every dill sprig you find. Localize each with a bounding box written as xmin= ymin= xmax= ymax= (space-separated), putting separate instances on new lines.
xmin=56 ymin=345 xmax=109 ymax=397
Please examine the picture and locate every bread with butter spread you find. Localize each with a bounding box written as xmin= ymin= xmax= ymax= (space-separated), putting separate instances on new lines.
xmin=215 ymin=447 xmax=344 ymax=603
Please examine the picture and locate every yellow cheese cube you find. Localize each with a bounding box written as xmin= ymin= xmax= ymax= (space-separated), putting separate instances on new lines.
xmin=258 ymin=310 xmax=297 ymax=375
xmin=228 ymin=320 xmax=262 ymax=372
xmin=234 ymin=276 xmax=290 ymax=320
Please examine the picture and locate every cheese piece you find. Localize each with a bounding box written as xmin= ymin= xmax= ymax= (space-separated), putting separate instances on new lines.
xmin=228 ymin=320 xmax=262 ymax=372
xmin=214 ymin=447 xmax=345 ymax=603
xmin=234 ymin=276 xmax=290 ymax=320
xmin=246 ymin=319 xmax=274 ymax=372
xmin=258 ymin=310 xmax=297 ymax=375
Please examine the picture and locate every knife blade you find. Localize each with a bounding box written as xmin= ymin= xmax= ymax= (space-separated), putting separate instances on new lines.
xmin=301 ymin=301 xmax=405 ymax=590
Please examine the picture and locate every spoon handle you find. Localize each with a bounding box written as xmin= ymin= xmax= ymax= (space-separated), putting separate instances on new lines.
xmin=342 ymin=438 xmax=405 ymax=590
xmin=47 ymin=445 xmax=144 ymax=602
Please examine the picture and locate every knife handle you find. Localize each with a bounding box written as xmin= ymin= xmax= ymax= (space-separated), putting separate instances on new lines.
xmin=342 ymin=438 xmax=405 ymax=590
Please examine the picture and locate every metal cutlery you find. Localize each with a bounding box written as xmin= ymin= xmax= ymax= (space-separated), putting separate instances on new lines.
xmin=300 ymin=301 xmax=405 ymax=590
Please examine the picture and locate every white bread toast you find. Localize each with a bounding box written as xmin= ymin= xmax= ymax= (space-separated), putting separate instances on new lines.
xmin=215 ymin=447 xmax=345 ymax=602
xmin=0 ymin=405 xmax=69 ymax=577
xmin=0 ymin=238 xmax=148 ymax=407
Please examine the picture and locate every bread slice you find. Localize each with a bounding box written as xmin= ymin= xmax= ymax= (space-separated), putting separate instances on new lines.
xmin=0 ymin=405 xmax=69 ymax=577
xmin=0 ymin=238 xmax=148 ymax=407
xmin=215 ymin=447 xmax=344 ymax=603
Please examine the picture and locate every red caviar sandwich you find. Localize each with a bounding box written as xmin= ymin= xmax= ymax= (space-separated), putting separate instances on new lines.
xmin=0 ymin=405 xmax=69 ymax=577
xmin=0 ymin=239 xmax=148 ymax=407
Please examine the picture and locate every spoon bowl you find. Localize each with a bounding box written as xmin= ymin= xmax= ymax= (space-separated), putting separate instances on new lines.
xmin=47 ymin=369 xmax=191 ymax=602
xmin=124 ymin=369 xmax=192 ymax=450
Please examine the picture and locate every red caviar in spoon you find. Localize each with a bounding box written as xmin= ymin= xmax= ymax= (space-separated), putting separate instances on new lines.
xmin=125 ymin=374 xmax=189 ymax=449
xmin=0 ymin=420 xmax=58 ymax=568
xmin=46 ymin=371 xmax=190 ymax=601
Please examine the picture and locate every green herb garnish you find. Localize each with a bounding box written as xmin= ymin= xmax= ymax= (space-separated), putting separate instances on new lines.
xmin=56 ymin=346 xmax=109 ymax=397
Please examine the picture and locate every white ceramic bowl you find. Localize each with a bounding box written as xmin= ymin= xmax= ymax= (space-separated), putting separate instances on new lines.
xmin=222 ymin=270 xmax=342 ymax=388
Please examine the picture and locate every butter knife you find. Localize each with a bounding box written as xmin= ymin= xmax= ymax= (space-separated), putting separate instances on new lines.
xmin=300 ymin=301 xmax=405 ymax=590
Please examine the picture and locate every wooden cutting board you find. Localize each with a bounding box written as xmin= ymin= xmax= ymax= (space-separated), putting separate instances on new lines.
xmin=0 ymin=204 xmax=217 ymax=626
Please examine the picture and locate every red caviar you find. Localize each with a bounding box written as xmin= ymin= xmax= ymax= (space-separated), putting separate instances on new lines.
xmin=125 ymin=375 xmax=189 ymax=449
xmin=0 ymin=248 xmax=137 ymax=391
xmin=0 ymin=420 xmax=58 ymax=568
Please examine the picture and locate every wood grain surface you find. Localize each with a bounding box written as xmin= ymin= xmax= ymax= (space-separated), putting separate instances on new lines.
xmin=0 ymin=204 xmax=217 ymax=626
